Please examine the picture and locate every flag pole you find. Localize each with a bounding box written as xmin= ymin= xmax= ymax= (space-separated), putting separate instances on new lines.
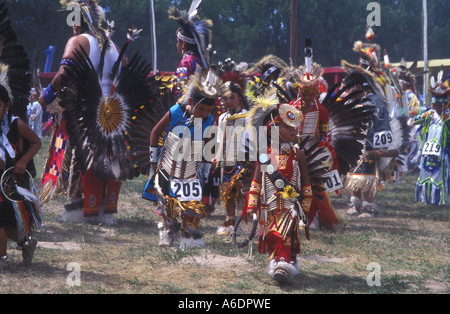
xmin=290 ymin=0 xmax=297 ymax=67
xmin=423 ymin=0 xmax=428 ymax=103
xmin=150 ymin=0 xmax=157 ymax=74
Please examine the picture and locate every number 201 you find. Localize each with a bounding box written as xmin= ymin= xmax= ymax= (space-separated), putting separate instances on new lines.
xmin=325 ymin=173 xmax=341 ymax=189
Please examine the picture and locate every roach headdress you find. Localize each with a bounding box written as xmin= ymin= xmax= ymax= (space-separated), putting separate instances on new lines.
xmin=219 ymin=58 xmax=251 ymax=110
xmin=293 ymin=37 xmax=324 ymax=96
xmin=179 ymin=68 xmax=226 ymax=107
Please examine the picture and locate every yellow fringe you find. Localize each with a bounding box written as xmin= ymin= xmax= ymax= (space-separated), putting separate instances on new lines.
xmin=165 ymin=196 xmax=208 ymax=218
xmin=219 ymin=168 xmax=247 ymax=205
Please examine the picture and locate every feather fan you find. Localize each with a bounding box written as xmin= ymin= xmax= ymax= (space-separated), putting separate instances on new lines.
xmin=59 ymin=45 xmax=168 ymax=181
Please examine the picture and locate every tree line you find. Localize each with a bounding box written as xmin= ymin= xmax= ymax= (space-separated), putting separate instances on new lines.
xmin=5 ymin=0 xmax=450 ymax=73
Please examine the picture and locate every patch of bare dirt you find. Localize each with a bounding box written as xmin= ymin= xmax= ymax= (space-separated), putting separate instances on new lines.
xmin=425 ymin=280 xmax=449 ymax=293
xmin=181 ymin=253 xmax=253 ymax=272
xmin=38 ymin=241 xmax=83 ymax=251
xmin=301 ymin=255 xmax=347 ymax=264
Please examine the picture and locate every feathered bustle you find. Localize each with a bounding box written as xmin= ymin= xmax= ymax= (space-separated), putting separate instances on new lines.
xmin=321 ymin=83 xmax=374 ymax=175
xmin=60 ymin=46 xmax=170 ymax=181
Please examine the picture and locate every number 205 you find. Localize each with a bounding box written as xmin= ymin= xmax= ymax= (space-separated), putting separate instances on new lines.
xmin=172 ymin=181 xmax=201 ymax=198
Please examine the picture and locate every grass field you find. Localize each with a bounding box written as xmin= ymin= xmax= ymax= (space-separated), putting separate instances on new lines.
xmin=0 ymin=136 xmax=448 ymax=294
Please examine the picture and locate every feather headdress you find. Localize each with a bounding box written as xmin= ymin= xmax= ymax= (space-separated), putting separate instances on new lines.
xmin=353 ymin=40 xmax=382 ymax=73
xmin=236 ymin=87 xmax=301 ymax=130
xmin=341 ymin=60 xmax=384 ymax=97
xmin=60 ymin=0 xmax=107 ymax=47
xmin=293 ymin=37 xmax=323 ymax=95
xmin=291 ymin=62 xmax=324 ymax=96
xmin=397 ymin=59 xmax=417 ymax=87
xmin=0 ymin=63 xmax=12 ymax=101
xmin=169 ymin=0 xmax=213 ymax=69
xmin=247 ymin=87 xmax=280 ymax=128
xmin=219 ymin=59 xmax=248 ymax=91
xmin=218 ymin=58 xmax=251 ymax=110
xmin=248 ymin=55 xmax=288 ymax=83
xmin=222 ymin=70 xmax=247 ymax=94
xmin=179 ymin=68 xmax=226 ymax=106
xmin=394 ymin=59 xmax=429 ymax=97
xmin=429 ymin=67 xmax=450 ymax=98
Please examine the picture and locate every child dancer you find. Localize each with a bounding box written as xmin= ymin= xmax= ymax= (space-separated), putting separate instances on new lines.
xmin=213 ymin=63 xmax=252 ymax=236
xmin=145 ymin=69 xmax=225 ymax=249
xmin=241 ymin=90 xmax=314 ymax=283
xmin=0 ymin=65 xmax=42 ymax=269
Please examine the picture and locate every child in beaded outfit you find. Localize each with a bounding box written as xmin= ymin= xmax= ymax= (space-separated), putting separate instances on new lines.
xmin=241 ymin=91 xmax=313 ymax=283
xmin=212 ymin=62 xmax=253 ymax=236
xmin=146 ymin=69 xmax=226 ymax=249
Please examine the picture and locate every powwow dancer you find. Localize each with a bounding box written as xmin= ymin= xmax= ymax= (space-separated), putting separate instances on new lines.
xmin=395 ymin=59 xmax=426 ymax=118
xmin=0 ymin=1 xmax=42 ymax=269
xmin=381 ymin=52 xmax=415 ymax=183
xmin=412 ymin=71 xmax=450 ymax=206
xmin=212 ymin=59 xmax=252 ymax=236
xmin=288 ymin=61 xmax=338 ymax=230
xmin=39 ymin=0 xmax=122 ymax=222
xmin=239 ymin=89 xmax=325 ymax=283
xmin=169 ymin=0 xmax=213 ymax=102
xmin=275 ymin=37 xmax=372 ymax=230
xmin=396 ymin=60 xmax=427 ymax=170
xmin=380 ymin=49 xmax=404 ymax=120
xmin=39 ymin=0 xmax=156 ymax=225
xmin=341 ymin=64 xmax=408 ymax=217
xmin=144 ymin=69 xmax=226 ymax=249
xmin=287 ymin=39 xmax=337 ymax=230
xmin=352 ymin=29 xmax=412 ymax=144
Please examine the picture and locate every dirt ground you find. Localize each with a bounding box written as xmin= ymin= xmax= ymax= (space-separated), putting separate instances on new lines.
xmin=0 ymin=164 xmax=448 ymax=294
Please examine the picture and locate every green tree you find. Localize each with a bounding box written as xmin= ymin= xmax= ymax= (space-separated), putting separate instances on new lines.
xmin=3 ymin=0 xmax=450 ymax=73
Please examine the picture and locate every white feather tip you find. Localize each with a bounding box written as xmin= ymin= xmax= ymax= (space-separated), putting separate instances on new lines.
xmin=188 ymin=0 xmax=202 ymax=20
xmin=127 ymin=28 xmax=143 ymax=41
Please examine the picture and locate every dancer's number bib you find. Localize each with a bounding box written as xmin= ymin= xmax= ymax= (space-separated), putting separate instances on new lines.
xmin=170 ymin=179 xmax=202 ymax=201
xmin=322 ymin=170 xmax=343 ymax=193
xmin=422 ymin=140 xmax=441 ymax=157
xmin=373 ymin=130 xmax=393 ymax=149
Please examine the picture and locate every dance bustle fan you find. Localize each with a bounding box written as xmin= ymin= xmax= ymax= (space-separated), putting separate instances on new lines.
xmin=59 ymin=46 xmax=168 ymax=181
